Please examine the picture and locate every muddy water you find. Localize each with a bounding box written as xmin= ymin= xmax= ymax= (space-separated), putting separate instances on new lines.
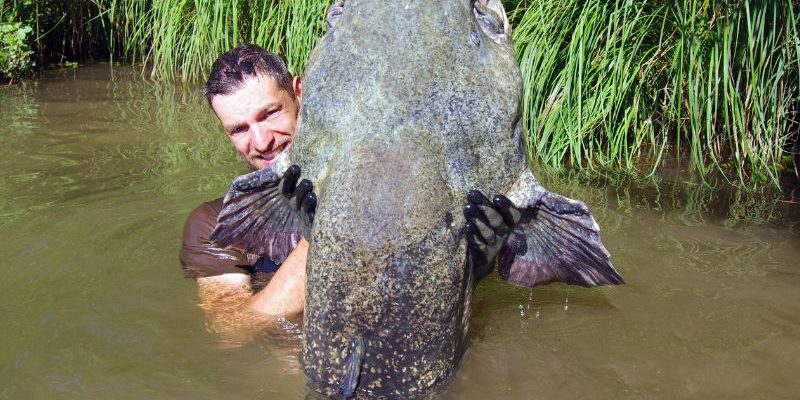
xmin=1 ymin=65 xmax=798 ymax=399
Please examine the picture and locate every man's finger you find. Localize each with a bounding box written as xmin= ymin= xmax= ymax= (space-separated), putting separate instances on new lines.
xmin=281 ymin=165 xmax=301 ymax=196
xmin=492 ymin=195 xmax=521 ymax=227
xmin=464 ymin=203 xmax=490 ymax=226
xmin=467 ymin=189 xmax=492 ymax=206
xmin=473 ymin=219 xmax=497 ymax=245
xmin=301 ymin=192 xmax=317 ymax=213
xmin=294 ymin=179 xmax=313 ymax=209
xmin=464 ymin=222 xmax=486 ymax=245
xmin=476 ymin=204 xmax=505 ymax=231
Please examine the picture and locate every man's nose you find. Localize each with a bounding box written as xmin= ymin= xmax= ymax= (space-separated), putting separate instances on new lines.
xmin=250 ymin=124 xmax=274 ymax=152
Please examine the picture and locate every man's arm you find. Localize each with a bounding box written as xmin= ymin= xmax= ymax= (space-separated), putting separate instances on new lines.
xmin=196 ymin=239 xmax=308 ymax=344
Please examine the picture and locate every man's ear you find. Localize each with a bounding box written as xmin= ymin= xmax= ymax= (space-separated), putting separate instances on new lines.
xmin=293 ymin=76 xmax=303 ymax=104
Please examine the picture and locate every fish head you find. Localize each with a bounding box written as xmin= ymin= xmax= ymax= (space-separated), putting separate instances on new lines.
xmin=293 ymin=0 xmax=525 ymax=194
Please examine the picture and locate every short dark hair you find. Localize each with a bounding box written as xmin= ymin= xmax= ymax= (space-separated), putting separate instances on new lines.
xmin=203 ymin=44 xmax=294 ymax=105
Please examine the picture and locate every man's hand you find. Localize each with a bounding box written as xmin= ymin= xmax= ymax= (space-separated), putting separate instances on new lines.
xmin=280 ymin=165 xmax=317 ymax=222
xmin=463 ymin=190 xmax=521 ymax=282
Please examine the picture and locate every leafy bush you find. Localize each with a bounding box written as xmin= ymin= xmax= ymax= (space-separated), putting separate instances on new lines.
xmin=0 ymin=21 xmax=33 ymax=81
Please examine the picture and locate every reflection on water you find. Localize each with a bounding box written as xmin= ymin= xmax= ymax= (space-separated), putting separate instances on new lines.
xmin=0 ymin=65 xmax=798 ymax=399
xmin=0 ymin=66 xmax=237 ymax=227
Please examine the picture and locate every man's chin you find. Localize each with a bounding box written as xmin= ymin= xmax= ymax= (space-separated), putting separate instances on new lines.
xmin=238 ymin=154 xmax=267 ymax=171
xmin=246 ymin=157 xmax=276 ymax=171
xmin=241 ymin=149 xmax=289 ymax=171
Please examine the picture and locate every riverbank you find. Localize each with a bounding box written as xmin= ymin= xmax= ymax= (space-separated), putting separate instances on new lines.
xmin=3 ymin=0 xmax=798 ymax=187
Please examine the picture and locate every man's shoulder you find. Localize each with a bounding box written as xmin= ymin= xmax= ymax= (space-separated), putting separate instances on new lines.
xmin=186 ymin=198 xmax=224 ymax=228
xmin=180 ymin=197 xmax=253 ymax=279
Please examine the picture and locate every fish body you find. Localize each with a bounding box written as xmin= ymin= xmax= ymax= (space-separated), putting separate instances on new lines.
xmin=295 ymin=1 xmax=521 ymax=397
xmin=212 ymin=1 xmax=623 ymax=398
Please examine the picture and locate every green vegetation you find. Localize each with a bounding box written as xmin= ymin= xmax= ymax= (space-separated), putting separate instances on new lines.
xmin=512 ymin=0 xmax=799 ymax=187
xmin=1 ymin=1 xmax=34 ymax=81
xmin=110 ymin=0 xmax=327 ymax=78
xmin=0 ymin=21 xmax=32 ymax=81
xmin=1 ymin=0 xmax=114 ymax=69
xmin=1 ymin=0 xmax=798 ymax=188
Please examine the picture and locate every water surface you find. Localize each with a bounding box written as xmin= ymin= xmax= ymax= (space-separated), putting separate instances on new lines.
xmin=1 ymin=65 xmax=798 ymax=399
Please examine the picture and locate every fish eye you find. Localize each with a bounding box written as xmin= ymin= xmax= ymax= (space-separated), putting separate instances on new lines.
xmin=473 ymin=0 xmax=510 ymax=43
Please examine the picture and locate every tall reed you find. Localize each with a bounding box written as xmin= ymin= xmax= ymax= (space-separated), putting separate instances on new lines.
xmin=667 ymin=0 xmax=796 ymax=185
xmin=249 ymin=0 xmax=328 ymax=74
xmin=513 ymin=0 xmax=664 ymax=174
xmin=513 ymin=0 xmax=798 ymax=187
xmin=111 ymin=0 xmax=328 ymax=79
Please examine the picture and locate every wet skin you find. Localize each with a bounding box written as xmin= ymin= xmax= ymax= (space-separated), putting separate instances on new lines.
xmin=211 ymin=75 xmax=301 ymax=171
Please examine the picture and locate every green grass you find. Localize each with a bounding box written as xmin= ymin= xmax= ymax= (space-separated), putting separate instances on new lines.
xmin=4 ymin=0 xmax=799 ymax=188
xmin=512 ymin=0 xmax=799 ymax=188
xmin=665 ymin=0 xmax=796 ymax=186
xmin=513 ymin=0 xmax=664 ymax=174
xmin=109 ymin=0 xmax=328 ymax=79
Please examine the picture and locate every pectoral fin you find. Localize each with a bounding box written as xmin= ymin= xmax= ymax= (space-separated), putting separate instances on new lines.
xmin=209 ymin=167 xmax=310 ymax=263
xmin=499 ymin=170 xmax=624 ymax=288
xmin=339 ymin=335 xmax=365 ymax=399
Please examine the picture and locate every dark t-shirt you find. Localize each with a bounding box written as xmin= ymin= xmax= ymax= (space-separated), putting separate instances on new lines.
xmin=180 ymin=198 xmax=281 ymax=291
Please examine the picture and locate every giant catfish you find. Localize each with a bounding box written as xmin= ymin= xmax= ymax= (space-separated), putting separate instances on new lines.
xmin=211 ymin=0 xmax=624 ymax=398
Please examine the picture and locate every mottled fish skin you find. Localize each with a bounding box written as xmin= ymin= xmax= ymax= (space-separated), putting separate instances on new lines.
xmin=290 ymin=1 xmax=524 ymax=398
xmin=210 ymin=0 xmax=621 ymax=396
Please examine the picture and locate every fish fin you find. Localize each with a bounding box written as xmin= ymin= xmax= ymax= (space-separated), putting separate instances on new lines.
xmin=499 ymin=172 xmax=624 ymax=288
xmin=209 ymin=167 xmax=308 ymax=263
xmin=338 ymin=335 xmax=365 ymax=399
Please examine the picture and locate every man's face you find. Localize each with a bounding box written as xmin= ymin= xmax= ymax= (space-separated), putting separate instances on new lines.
xmin=211 ymin=74 xmax=301 ymax=170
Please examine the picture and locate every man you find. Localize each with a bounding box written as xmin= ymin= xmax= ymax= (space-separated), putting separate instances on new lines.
xmin=180 ymin=45 xmax=308 ymax=342
xmin=180 ymin=45 xmax=520 ymax=344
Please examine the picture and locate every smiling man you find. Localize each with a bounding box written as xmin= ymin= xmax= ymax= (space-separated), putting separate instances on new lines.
xmin=180 ymin=45 xmax=309 ymax=343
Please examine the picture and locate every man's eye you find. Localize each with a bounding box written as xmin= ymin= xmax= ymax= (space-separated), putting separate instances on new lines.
xmin=230 ymin=126 xmax=247 ymax=135
xmin=258 ymin=109 xmax=279 ymax=122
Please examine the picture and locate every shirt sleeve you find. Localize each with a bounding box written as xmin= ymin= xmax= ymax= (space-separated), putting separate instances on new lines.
xmin=179 ymin=198 xmax=257 ymax=279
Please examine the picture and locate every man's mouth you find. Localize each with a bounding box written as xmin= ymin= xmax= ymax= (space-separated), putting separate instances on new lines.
xmin=251 ymin=143 xmax=291 ymax=167
xmin=252 ymin=154 xmax=277 ymax=167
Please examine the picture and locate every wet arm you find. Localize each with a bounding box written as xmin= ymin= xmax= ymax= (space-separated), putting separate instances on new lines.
xmin=246 ymin=238 xmax=307 ymax=315
xmin=196 ymin=239 xmax=308 ymax=343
